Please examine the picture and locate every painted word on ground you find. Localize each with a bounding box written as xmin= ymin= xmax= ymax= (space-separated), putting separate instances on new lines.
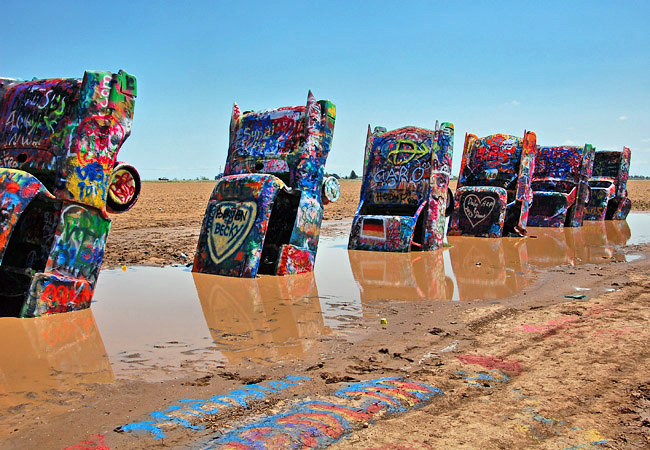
xmin=117 ymin=375 xmax=309 ymax=439
xmin=203 ymin=377 xmax=443 ymax=449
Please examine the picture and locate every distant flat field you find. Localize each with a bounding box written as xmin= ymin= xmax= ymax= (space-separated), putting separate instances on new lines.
xmin=103 ymin=179 xmax=650 ymax=268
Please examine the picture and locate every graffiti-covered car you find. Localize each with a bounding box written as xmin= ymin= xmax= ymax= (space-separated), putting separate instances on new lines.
xmin=193 ymin=91 xmax=337 ymax=277
xmin=0 ymin=70 xmax=140 ymax=317
xmin=448 ymin=131 xmax=536 ymax=237
xmin=527 ymin=144 xmax=595 ymax=227
xmin=348 ymin=123 xmax=454 ymax=252
xmin=585 ymin=147 xmax=631 ymax=220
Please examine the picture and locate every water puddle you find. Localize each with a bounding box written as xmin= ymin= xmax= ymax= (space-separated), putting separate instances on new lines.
xmin=1 ymin=214 xmax=648 ymax=408
xmin=0 ymin=309 xmax=113 ymax=409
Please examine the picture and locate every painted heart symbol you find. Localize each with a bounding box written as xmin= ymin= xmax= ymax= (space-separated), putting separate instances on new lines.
xmin=208 ymin=200 xmax=257 ymax=264
xmin=462 ymin=193 xmax=496 ymax=228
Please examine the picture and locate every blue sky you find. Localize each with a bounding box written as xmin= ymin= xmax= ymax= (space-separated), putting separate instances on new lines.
xmin=2 ymin=0 xmax=649 ymax=178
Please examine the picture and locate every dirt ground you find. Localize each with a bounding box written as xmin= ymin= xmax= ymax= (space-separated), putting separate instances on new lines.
xmin=1 ymin=180 xmax=649 ymax=449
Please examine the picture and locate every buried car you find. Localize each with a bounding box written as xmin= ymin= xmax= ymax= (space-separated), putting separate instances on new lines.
xmin=448 ymin=131 xmax=537 ymax=237
xmin=193 ymin=91 xmax=337 ymax=277
xmin=585 ymin=147 xmax=632 ymax=220
xmin=348 ymin=122 xmax=454 ymax=252
xmin=527 ymin=144 xmax=595 ymax=227
xmin=0 ymin=70 xmax=140 ymax=317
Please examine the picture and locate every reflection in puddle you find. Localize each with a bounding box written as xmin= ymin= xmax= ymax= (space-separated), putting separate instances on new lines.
xmin=193 ymin=272 xmax=331 ymax=364
xmin=0 ymin=309 xmax=112 ymax=411
xmin=349 ymin=247 xmax=455 ymax=302
xmin=349 ymin=220 xmax=634 ymax=302
xmin=0 ymin=215 xmax=647 ymax=411
xmin=528 ymin=220 xmax=631 ymax=266
xmin=447 ymin=236 xmax=529 ymax=300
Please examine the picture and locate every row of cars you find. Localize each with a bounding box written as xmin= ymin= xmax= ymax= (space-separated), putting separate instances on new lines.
xmin=349 ymin=127 xmax=631 ymax=252
xmin=0 ymin=72 xmax=633 ymax=317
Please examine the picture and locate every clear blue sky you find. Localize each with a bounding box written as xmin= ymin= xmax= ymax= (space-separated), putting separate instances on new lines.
xmin=2 ymin=0 xmax=649 ymax=179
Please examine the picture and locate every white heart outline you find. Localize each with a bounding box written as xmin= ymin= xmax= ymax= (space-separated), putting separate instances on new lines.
xmin=462 ymin=193 xmax=497 ymax=228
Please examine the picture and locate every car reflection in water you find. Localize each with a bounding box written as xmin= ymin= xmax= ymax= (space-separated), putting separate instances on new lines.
xmin=192 ymin=272 xmax=331 ymax=364
xmin=527 ymin=220 xmax=631 ymax=268
xmin=447 ymin=236 xmax=530 ymax=300
xmin=349 ymin=237 xmax=531 ymax=303
xmin=0 ymin=309 xmax=113 ymax=411
xmin=348 ymin=249 xmax=454 ymax=304
xmin=349 ymin=219 xmax=632 ymax=304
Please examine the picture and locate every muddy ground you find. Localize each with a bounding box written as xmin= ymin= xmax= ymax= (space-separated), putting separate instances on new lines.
xmin=1 ymin=181 xmax=649 ymax=449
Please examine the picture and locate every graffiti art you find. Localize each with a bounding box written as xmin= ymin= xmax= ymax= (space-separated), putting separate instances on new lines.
xmin=528 ymin=144 xmax=595 ymax=227
xmin=193 ymin=91 xmax=337 ymax=277
xmin=205 ymin=378 xmax=443 ymax=448
xmin=448 ymin=131 xmax=536 ymax=237
xmin=0 ymin=70 xmax=139 ymax=317
xmin=585 ymin=147 xmax=632 ymax=220
xmin=348 ymin=123 xmax=454 ymax=252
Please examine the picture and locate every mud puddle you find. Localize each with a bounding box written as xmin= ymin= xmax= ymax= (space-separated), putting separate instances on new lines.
xmin=0 ymin=214 xmax=647 ymax=411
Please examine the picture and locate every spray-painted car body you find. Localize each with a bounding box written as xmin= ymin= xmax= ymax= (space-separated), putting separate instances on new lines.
xmin=528 ymin=144 xmax=595 ymax=227
xmin=193 ymin=91 xmax=336 ymax=277
xmin=448 ymin=132 xmax=536 ymax=237
xmin=348 ymin=123 xmax=454 ymax=252
xmin=585 ymin=147 xmax=631 ymax=220
xmin=0 ymin=70 xmax=139 ymax=317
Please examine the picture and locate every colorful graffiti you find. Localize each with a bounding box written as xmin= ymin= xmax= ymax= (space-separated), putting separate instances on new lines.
xmin=349 ymin=122 xmax=454 ymax=252
xmin=194 ymin=91 xmax=336 ymax=277
xmin=0 ymin=170 xmax=51 ymax=262
xmin=0 ymin=78 xmax=80 ymax=153
xmin=585 ymin=148 xmax=632 ymax=220
xmin=457 ymin=369 xmax=510 ymax=388
xmin=118 ymin=375 xmax=310 ymax=439
xmin=456 ymin=354 xmax=523 ymax=375
xmin=528 ymin=145 xmax=595 ymax=227
xmin=206 ymin=378 xmax=443 ymax=448
xmin=207 ymin=200 xmax=258 ymax=264
xmin=0 ymin=70 xmax=138 ymax=317
xmin=64 ymin=434 xmax=109 ymax=450
xmin=47 ymin=205 xmax=111 ymax=280
xmin=106 ymin=162 xmax=140 ymax=212
xmin=448 ymin=131 xmax=536 ymax=237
